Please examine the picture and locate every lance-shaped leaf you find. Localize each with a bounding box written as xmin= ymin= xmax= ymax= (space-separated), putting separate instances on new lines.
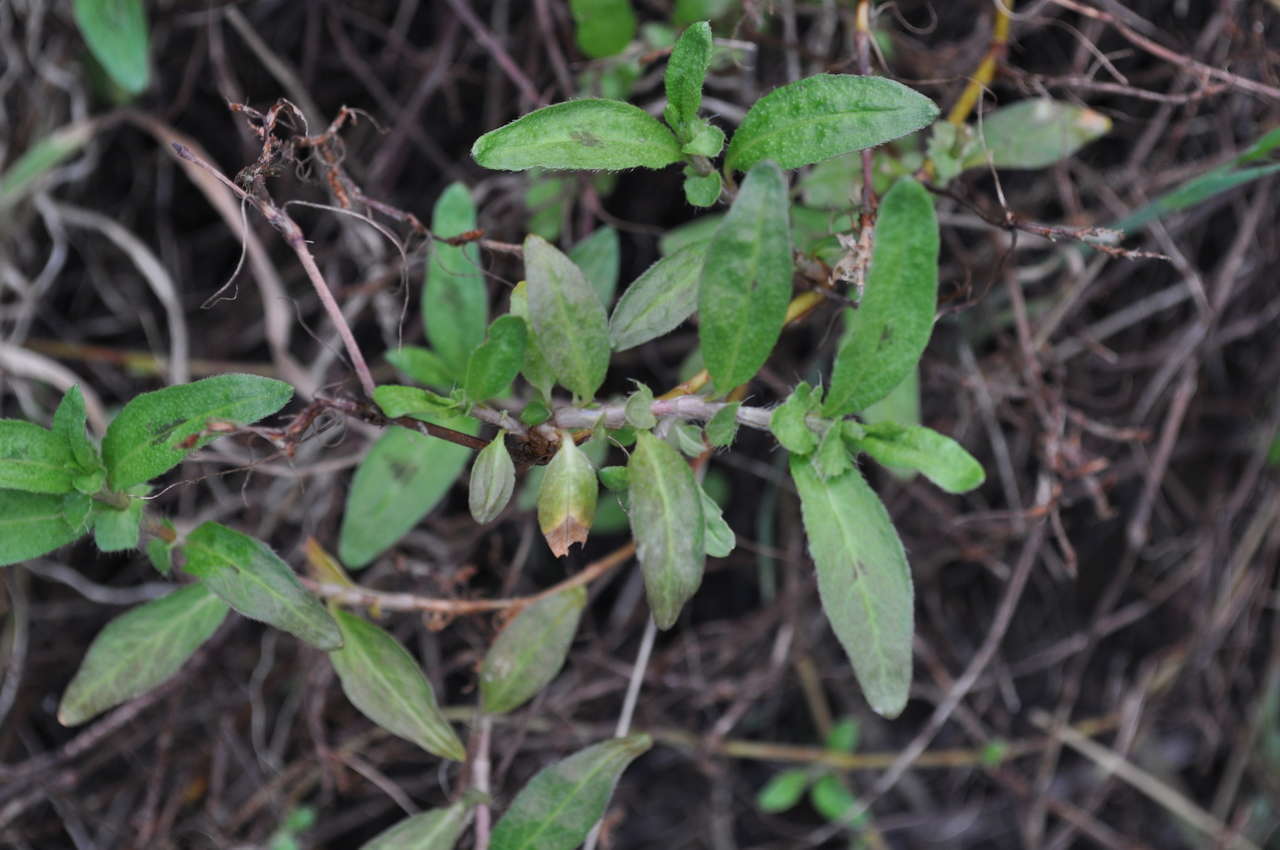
xmin=373 ymin=385 xmax=458 ymax=420
xmin=489 ymin=735 xmax=652 ymax=850
xmin=470 ymin=433 xmax=516 ymax=524
xmin=472 ymin=100 xmax=682 ymax=172
xmin=725 ymin=74 xmax=939 ymax=173
xmin=508 ymin=283 xmax=556 ymax=400
xmin=339 ymin=421 xmax=475 ymax=568
xmin=0 ymin=420 xmax=76 ymax=494
xmin=523 ymin=235 xmax=610 ymax=400
xmin=699 ymin=486 xmax=734 ymax=558
xmin=101 ymin=374 xmax=293 ymax=490
xmin=53 ymin=385 xmax=101 ymax=475
xmin=329 ymin=610 xmax=465 ymax=761
xmin=57 ymin=584 xmax=228 ymax=726
xmin=849 ymin=422 xmax=985 ymax=494
xmin=664 ymin=21 xmax=713 ymax=135
xmin=386 ymin=346 xmax=456 ymax=391
xmin=627 ymin=431 xmax=705 ymax=629
xmin=569 ymin=226 xmax=621 ymax=306
xmin=465 ymin=315 xmax=527 ymax=403
xmin=424 ymin=183 xmax=488 ymax=378
xmin=570 ymin=0 xmax=636 ymax=58
xmin=183 ymin=522 xmax=342 ymax=650
xmin=698 ymin=161 xmax=792 ymax=390
xmin=0 ymin=120 xmax=96 ymax=209
xmin=360 ymin=801 xmax=471 ymax=850
xmin=824 ymin=178 xmax=938 ymax=417
xmin=790 ymin=455 xmax=913 ymax=717
xmin=966 ymin=99 xmax=1111 ymax=171
xmin=73 ymin=0 xmax=150 ymax=94
xmin=480 ymin=585 xmax=587 ymax=714
xmin=537 ymin=437 xmax=598 ymax=557
xmin=0 ymin=491 xmax=85 ymax=567
xmin=609 ymin=243 xmax=707 ymax=351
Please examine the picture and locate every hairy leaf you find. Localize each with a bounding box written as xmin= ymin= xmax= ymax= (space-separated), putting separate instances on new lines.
xmin=480 ymin=586 xmax=587 ymax=714
xmin=537 ymin=437 xmax=598 ymax=557
xmin=0 ymin=491 xmax=84 ymax=567
xmin=73 ymin=0 xmax=150 ymax=94
xmin=968 ymin=99 xmax=1110 ymax=170
xmin=469 ymin=433 xmax=516 ymax=524
xmin=627 ymin=432 xmax=704 ymax=629
xmin=609 ymin=243 xmax=707 ymax=351
xmin=184 ymin=522 xmax=341 ymax=650
xmin=92 ymin=488 xmax=145 ymax=552
xmin=824 ymin=178 xmax=938 ymax=416
xmin=386 ymin=346 xmax=456 ymax=391
xmin=851 ymin=422 xmax=985 ymax=494
xmin=769 ymin=383 xmax=819 ymax=454
xmin=790 ymin=455 xmax=913 ymax=717
xmin=58 ymin=585 xmax=227 ymax=725
xmin=102 ymin=374 xmax=293 ymax=490
xmin=664 ymin=21 xmax=713 ymax=135
xmin=704 ymin=403 xmax=740 ymax=447
xmin=725 ymin=75 xmax=938 ymax=173
xmin=569 ymin=226 xmax=621 ymax=306
xmin=698 ymin=161 xmax=792 ymax=390
xmin=465 ymin=315 xmax=527 ymax=403
xmin=373 ymin=386 xmax=457 ymax=421
xmin=473 ymin=100 xmax=682 ymax=172
xmin=53 ymin=385 xmax=100 ymax=473
xmin=360 ymin=802 xmax=471 ymax=850
xmin=683 ymin=169 xmax=722 ymax=207
xmin=624 ymin=383 xmax=657 ymax=430
xmin=0 ymin=420 xmax=76 ymax=494
xmin=523 ymin=235 xmax=611 ymax=399
xmin=489 ymin=735 xmax=652 ymax=850
xmin=424 ymin=183 xmax=488 ymax=378
xmin=329 ymin=610 xmax=465 ymax=761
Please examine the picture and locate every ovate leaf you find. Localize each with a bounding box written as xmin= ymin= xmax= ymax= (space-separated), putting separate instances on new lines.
xmin=73 ymin=0 xmax=150 ymax=94
xmin=57 ymin=584 xmax=227 ymax=725
xmin=609 ymin=243 xmax=707 ymax=351
xmin=360 ymin=802 xmax=471 ymax=850
xmin=790 ymin=455 xmax=913 ymax=717
xmin=473 ymin=100 xmax=682 ymax=172
xmin=101 ymin=374 xmax=293 ymax=489
xmin=968 ymin=99 xmax=1110 ymax=170
xmin=757 ymin=768 xmax=810 ymax=813
xmin=725 ymin=74 xmax=939 ymax=173
xmin=92 ymin=487 xmax=146 ymax=551
xmin=424 ymin=183 xmax=488 ymax=378
xmin=489 ymin=735 xmax=652 ymax=850
xmin=664 ymin=21 xmax=714 ymax=135
xmin=0 ymin=491 xmax=84 ymax=567
xmin=537 ymin=437 xmax=598 ymax=557
xmin=824 ymin=178 xmax=938 ymax=416
xmin=470 ymin=433 xmax=516 ymax=524
xmin=704 ymin=403 xmax=740 ymax=447
xmin=523 ymin=235 xmax=610 ymax=400
xmin=850 ymin=422 xmax=985 ymax=494
xmin=329 ymin=610 xmax=465 ymax=761
xmin=387 ymin=346 xmax=456 ymax=391
xmin=183 ymin=522 xmax=342 ymax=650
xmin=623 ymin=383 xmax=656 ymax=430
xmin=570 ymin=0 xmax=637 ymax=58
xmin=627 ymin=432 xmax=705 ymax=629
xmin=0 ymin=420 xmax=76 ymax=494
xmin=698 ymin=160 xmax=792 ymax=390
xmin=464 ymin=315 xmax=527 ymax=403
xmin=479 ymin=586 xmax=587 ymax=714
xmin=339 ymin=421 xmax=475 ymax=568
xmin=373 ymin=385 xmax=458 ymax=420
xmin=682 ymin=169 xmax=722 ymax=207
xmin=769 ymin=383 xmax=819 ymax=454
xmin=569 ymin=226 xmax=621 ymax=306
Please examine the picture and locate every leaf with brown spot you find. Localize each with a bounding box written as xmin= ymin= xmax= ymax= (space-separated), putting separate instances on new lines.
xmin=536 ymin=436 xmax=598 ymax=558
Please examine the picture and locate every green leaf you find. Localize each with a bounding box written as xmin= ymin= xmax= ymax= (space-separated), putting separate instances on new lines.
xmin=470 ymin=433 xmax=516 ymax=524
xmin=704 ymin=403 xmax=740 ymax=447
xmin=146 ymin=537 xmax=173 ymax=576
xmin=360 ymin=802 xmax=471 ymax=850
xmin=851 ymin=422 xmax=985 ymax=494
xmin=598 ymin=465 xmax=630 ymax=491
xmin=328 ymin=610 xmax=465 ymax=761
xmin=523 ymin=235 xmax=611 ymax=399
xmin=967 ymin=99 xmax=1111 ymax=170
xmin=0 ymin=491 xmax=84 ymax=566
xmin=681 ymin=122 xmax=725 ymax=157
xmin=0 ymin=121 xmax=96 ymax=209
xmin=664 ymin=21 xmax=714 ymax=135
xmin=53 ymin=385 xmax=100 ymax=473
xmin=480 ymin=586 xmax=587 ymax=714
xmin=387 ymin=347 xmax=456 ymax=391
xmin=826 ymin=717 xmax=861 ymax=753
xmin=63 ymin=492 xmax=94 ymax=533
xmin=756 ymin=768 xmax=810 ymax=813
xmin=810 ymin=775 xmax=862 ymax=825
xmin=699 ymin=485 xmax=734 ymax=557
xmin=73 ymin=0 xmax=150 ymax=94
xmin=57 ymin=584 xmax=227 ymax=726
xmin=824 ymin=178 xmax=938 ymax=416
xmin=627 ymin=432 xmax=705 ymax=629
xmin=698 ymin=160 xmax=792 ymax=390
xmin=92 ymin=487 xmax=146 ymax=551
xmin=472 ymin=100 xmax=683 ymax=172
xmin=624 ymin=383 xmax=657 ymax=430
xmin=658 ymin=213 xmax=723 ymax=255
xmin=465 ymin=315 xmax=527 ymax=403
xmin=609 ymin=243 xmax=707 ymax=351
xmin=811 ymin=423 xmax=853 ymax=480
xmin=790 ymin=455 xmax=913 ymax=717
xmin=101 ymin=374 xmax=294 ymax=490
xmin=537 ymin=437 xmax=599 ymax=558
xmin=424 ymin=183 xmax=488 ymax=378
xmin=508 ymin=283 xmax=557 ymax=401
xmin=0 ymin=420 xmax=76 ymax=494
xmin=569 ymin=227 xmax=622 ymax=306
xmin=683 ymin=168 xmax=722 ymax=207
xmin=769 ymin=383 xmax=819 ymax=454
xmin=183 ymin=522 xmax=342 ymax=650
xmin=373 ymin=385 xmax=458 ymax=420
xmin=569 ymin=0 xmax=637 ymax=58
xmin=339 ymin=422 xmax=475 ymax=568
xmin=489 ymin=735 xmax=652 ymax=850
xmin=725 ymin=74 xmax=939 ymax=173
xmin=675 ymin=0 xmax=734 ymax=24
xmin=669 ymin=421 xmax=706 ymax=457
